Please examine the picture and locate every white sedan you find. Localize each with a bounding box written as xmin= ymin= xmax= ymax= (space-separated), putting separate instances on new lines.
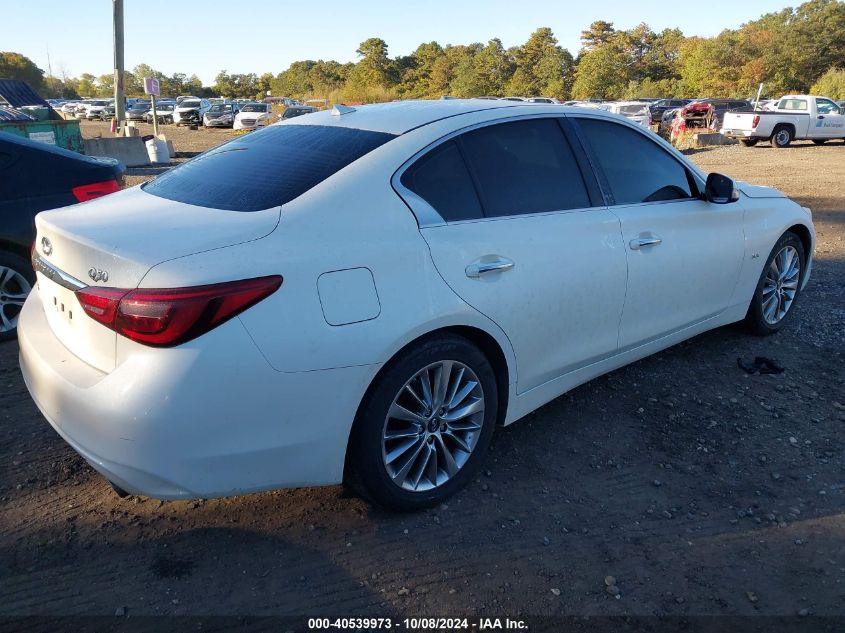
xmin=233 ymin=102 xmax=273 ymax=130
xmin=20 ymin=100 xmax=814 ymax=510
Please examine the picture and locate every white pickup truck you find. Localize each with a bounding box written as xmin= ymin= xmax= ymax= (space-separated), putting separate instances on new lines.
xmin=721 ymin=94 xmax=845 ymax=147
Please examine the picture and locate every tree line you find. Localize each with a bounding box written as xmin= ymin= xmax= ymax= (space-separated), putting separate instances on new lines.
xmin=2 ymin=0 xmax=844 ymax=104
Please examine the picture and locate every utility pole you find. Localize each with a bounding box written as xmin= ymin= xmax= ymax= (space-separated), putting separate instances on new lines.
xmin=112 ymin=0 xmax=125 ymax=135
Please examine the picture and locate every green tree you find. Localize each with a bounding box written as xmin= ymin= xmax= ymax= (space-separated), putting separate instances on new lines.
xmin=472 ymin=39 xmax=513 ymax=96
xmin=74 ymin=73 xmax=97 ymax=97
xmin=270 ymin=60 xmax=317 ymax=98
xmin=345 ymin=37 xmax=395 ymax=100
xmin=0 ymin=52 xmax=44 ymax=92
xmin=571 ymin=35 xmax=631 ymax=99
xmin=505 ymin=28 xmax=574 ymax=98
xmin=213 ymin=71 xmax=258 ymax=98
xmin=400 ymin=41 xmax=445 ymax=98
xmin=580 ymin=21 xmax=616 ymax=50
xmin=96 ymin=73 xmax=114 ymax=97
xmin=811 ymin=67 xmax=845 ymax=98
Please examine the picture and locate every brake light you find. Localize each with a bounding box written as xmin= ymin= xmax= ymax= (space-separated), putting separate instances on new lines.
xmin=72 ymin=179 xmax=121 ymax=202
xmin=75 ymin=276 xmax=282 ymax=347
xmin=752 ymin=115 xmax=760 ymax=129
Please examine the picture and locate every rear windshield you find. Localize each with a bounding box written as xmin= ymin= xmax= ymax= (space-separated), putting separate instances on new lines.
xmin=142 ymin=124 xmax=396 ymax=211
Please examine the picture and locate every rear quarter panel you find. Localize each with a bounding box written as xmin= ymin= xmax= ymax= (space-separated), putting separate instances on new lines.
xmin=139 ymin=127 xmax=518 ymax=378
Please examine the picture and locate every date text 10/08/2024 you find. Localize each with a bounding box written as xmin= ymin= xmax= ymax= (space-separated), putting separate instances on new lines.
xmin=308 ymin=618 xmax=529 ymax=630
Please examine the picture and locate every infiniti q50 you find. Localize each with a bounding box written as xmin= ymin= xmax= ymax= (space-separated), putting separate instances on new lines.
xmin=19 ymin=100 xmax=814 ymax=510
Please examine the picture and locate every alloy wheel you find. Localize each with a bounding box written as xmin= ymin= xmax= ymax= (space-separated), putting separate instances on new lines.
xmin=762 ymin=245 xmax=800 ymax=325
xmin=382 ymin=360 xmax=485 ymax=492
xmin=0 ymin=266 xmax=31 ymax=333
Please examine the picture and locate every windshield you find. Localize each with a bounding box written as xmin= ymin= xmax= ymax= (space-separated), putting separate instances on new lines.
xmin=181 ymin=100 xmax=201 ymax=108
xmin=208 ymin=104 xmax=233 ymax=113
xmin=241 ymin=104 xmax=267 ymax=113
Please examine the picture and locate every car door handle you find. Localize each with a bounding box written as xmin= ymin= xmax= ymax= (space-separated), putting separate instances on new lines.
xmin=465 ymin=257 xmax=515 ymax=278
xmin=629 ymin=236 xmax=662 ymax=250
xmin=818 ymin=115 xmax=825 ymax=119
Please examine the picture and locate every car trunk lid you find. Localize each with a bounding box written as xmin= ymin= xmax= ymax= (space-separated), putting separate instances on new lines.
xmin=33 ymin=186 xmax=280 ymax=372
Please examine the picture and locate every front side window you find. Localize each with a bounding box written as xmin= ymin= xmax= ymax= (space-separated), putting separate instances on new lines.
xmin=458 ymin=118 xmax=590 ymax=217
xmin=816 ymin=98 xmax=839 ymax=114
xmin=576 ymin=118 xmax=694 ymax=205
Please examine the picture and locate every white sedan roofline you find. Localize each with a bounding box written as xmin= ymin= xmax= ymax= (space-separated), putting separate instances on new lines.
xmin=279 ymin=99 xmax=585 ymax=135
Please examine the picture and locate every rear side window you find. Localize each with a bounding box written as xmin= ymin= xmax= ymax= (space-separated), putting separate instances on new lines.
xmin=779 ymin=98 xmax=808 ymax=111
xmin=576 ymin=118 xmax=693 ymax=205
xmin=459 ymin=118 xmax=590 ymax=216
xmin=400 ymin=140 xmax=482 ymax=221
xmin=143 ymin=125 xmax=395 ymax=211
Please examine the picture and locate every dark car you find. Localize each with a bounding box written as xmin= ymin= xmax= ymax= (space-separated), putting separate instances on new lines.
xmin=203 ymin=103 xmax=239 ymax=127
xmin=0 ymin=134 xmax=124 ymax=340
xmin=280 ymin=105 xmax=317 ymax=120
xmin=126 ymin=103 xmax=151 ymax=121
xmin=649 ymin=99 xmax=692 ymax=124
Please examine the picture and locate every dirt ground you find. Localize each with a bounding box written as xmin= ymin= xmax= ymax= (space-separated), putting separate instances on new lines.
xmin=1 ymin=121 xmax=843 ymax=623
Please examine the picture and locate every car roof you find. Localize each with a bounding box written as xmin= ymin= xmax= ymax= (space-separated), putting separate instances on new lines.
xmin=281 ymin=99 xmax=558 ymax=134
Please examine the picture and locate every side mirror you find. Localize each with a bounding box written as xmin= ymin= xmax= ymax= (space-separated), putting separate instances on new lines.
xmin=705 ymin=172 xmax=739 ymax=204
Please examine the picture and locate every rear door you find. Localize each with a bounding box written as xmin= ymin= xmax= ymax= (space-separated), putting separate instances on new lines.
xmin=401 ymin=117 xmax=627 ymax=393
xmin=572 ymin=116 xmax=745 ymax=349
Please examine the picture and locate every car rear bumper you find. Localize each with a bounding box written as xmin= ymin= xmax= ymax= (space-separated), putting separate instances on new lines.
xmin=18 ymin=289 xmax=379 ymax=499
xmin=720 ymin=128 xmax=760 ymax=139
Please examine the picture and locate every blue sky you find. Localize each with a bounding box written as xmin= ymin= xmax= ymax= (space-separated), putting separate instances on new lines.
xmin=7 ymin=0 xmax=793 ymax=84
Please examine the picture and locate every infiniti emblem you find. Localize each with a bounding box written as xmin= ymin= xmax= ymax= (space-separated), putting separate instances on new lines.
xmin=88 ymin=268 xmax=109 ymax=283
xmin=41 ymin=236 xmax=53 ymax=256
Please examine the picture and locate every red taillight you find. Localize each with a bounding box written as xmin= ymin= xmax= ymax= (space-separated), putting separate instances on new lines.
xmin=75 ymin=276 xmax=282 ymax=347
xmin=72 ymin=179 xmax=121 ymax=202
xmin=752 ymin=115 xmax=760 ymax=129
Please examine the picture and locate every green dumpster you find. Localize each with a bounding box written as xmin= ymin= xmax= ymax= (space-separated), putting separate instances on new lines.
xmin=0 ymin=78 xmax=85 ymax=153
xmin=0 ymin=118 xmax=84 ymax=153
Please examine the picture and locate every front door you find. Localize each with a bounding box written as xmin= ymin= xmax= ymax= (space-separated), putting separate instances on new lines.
xmin=814 ymin=98 xmax=845 ymax=139
xmin=399 ymin=117 xmax=627 ymax=393
xmin=572 ymin=115 xmax=745 ymax=349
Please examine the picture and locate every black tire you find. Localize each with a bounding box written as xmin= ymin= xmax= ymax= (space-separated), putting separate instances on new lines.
xmin=739 ymin=139 xmax=758 ymax=147
xmin=0 ymin=251 xmax=35 ymax=342
xmin=770 ymin=125 xmax=793 ymax=148
xmin=345 ymin=334 xmax=498 ymax=511
xmin=812 ymin=139 xmax=827 ymax=146
xmin=745 ymin=232 xmax=805 ymax=336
